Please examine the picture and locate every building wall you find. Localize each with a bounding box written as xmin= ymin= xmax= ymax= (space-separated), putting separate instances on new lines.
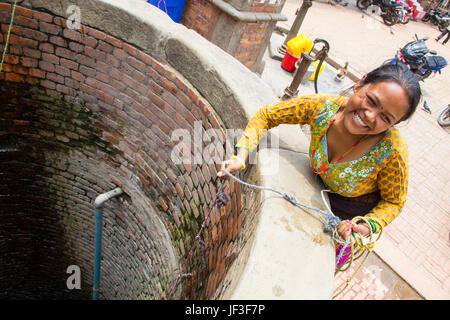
xmin=181 ymin=0 xmax=286 ymax=73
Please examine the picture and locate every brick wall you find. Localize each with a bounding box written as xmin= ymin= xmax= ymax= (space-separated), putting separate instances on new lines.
xmin=180 ymin=0 xmax=221 ymax=40
xmin=181 ymin=0 xmax=284 ymax=73
xmin=0 ymin=3 xmax=248 ymax=299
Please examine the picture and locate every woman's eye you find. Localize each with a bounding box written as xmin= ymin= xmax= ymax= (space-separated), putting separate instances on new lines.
xmin=367 ymin=95 xmax=375 ymax=106
xmin=381 ymin=114 xmax=391 ymax=123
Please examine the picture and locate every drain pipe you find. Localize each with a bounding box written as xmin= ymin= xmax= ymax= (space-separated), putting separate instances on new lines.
xmin=93 ymin=187 xmax=123 ymax=300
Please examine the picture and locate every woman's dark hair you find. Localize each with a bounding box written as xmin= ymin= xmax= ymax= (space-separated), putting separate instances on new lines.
xmin=359 ymin=63 xmax=422 ymax=123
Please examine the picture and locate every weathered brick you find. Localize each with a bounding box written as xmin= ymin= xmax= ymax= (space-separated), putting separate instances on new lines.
xmin=60 ymin=58 xmax=78 ymax=70
xmin=63 ymin=28 xmax=81 ymax=42
xmin=39 ymin=21 xmax=61 ymax=35
xmin=113 ymin=47 xmax=126 ymax=60
xmin=12 ymin=64 xmax=28 ymax=75
xmin=39 ymin=60 xmax=55 ymax=72
xmin=22 ymin=27 xmax=48 ymax=41
xmin=42 ymin=52 xmax=59 ymax=65
xmin=47 ymin=72 xmax=65 ymax=84
xmin=15 ymin=16 xmax=39 ymax=29
xmin=56 ymin=84 xmax=75 ymax=96
xmin=40 ymin=79 xmax=56 ymax=89
xmin=55 ymin=47 xmax=74 ymax=60
xmin=87 ymin=27 xmax=106 ymax=40
xmin=71 ymin=70 xmax=85 ymax=82
xmin=49 ymin=35 xmax=67 ymax=47
xmin=65 ymin=77 xmax=80 ymax=89
xmin=79 ymin=33 xmax=97 ymax=48
xmin=127 ymin=56 xmax=145 ymax=71
xmin=98 ymin=40 xmax=113 ymax=53
xmin=33 ymin=11 xmax=53 ymax=23
xmin=105 ymin=34 xmax=122 ymax=48
xmin=23 ymin=48 xmax=41 ymax=59
xmin=0 ymin=3 xmax=10 ymax=12
xmin=122 ymin=43 xmax=138 ymax=57
xmin=39 ymin=42 xmax=54 ymax=53
xmin=15 ymin=6 xmax=33 ymax=18
xmin=29 ymin=68 xmax=45 ymax=79
xmin=55 ymin=65 xmax=71 ymax=77
xmin=79 ymin=65 xmax=96 ymax=77
xmin=106 ymin=53 xmax=120 ymax=68
xmin=76 ymin=54 xmax=96 ymax=68
xmin=69 ymin=41 xmax=84 ymax=53
xmin=4 ymin=54 xmax=19 ymax=64
xmin=5 ymin=73 xmax=24 ymax=82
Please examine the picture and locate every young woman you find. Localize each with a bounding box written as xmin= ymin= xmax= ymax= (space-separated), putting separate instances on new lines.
xmin=217 ymin=63 xmax=421 ymax=242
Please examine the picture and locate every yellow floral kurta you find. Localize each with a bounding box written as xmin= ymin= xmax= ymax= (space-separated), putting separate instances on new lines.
xmin=236 ymin=94 xmax=409 ymax=227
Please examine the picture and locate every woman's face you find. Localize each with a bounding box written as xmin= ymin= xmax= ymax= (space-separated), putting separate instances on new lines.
xmin=343 ymin=81 xmax=409 ymax=136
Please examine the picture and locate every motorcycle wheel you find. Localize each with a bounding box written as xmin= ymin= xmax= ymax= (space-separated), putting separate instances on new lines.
xmin=438 ymin=106 xmax=450 ymax=127
xmin=422 ymin=15 xmax=430 ymax=23
xmin=382 ymin=12 xmax=398 ymax=26
xmin=414 ymin=69 xmax=432 ymax=81
xmin=401 ymin=16 xmax=410 ymax=24
xmin=439 ymin=22 xmax=449 ymax=32
xmin=357 ymin=0 xmax=371 ymax=10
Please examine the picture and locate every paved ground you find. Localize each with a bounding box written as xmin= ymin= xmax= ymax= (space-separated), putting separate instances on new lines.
xmin=265 ymin=0 xmax=449 ymax=300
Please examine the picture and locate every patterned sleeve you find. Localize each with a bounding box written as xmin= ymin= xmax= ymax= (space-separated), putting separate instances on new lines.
xmin=236 ymin=94 xmax=338 ymax=152
xmin=366 ymin=149 xmax=409 ymax=228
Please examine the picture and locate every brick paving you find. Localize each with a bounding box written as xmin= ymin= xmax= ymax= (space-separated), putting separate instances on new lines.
xmin=277 ymin=0 xmax=449 ymax=299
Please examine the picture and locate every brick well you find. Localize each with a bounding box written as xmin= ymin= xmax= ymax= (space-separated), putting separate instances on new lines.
xmin=0 ymin=2 xmax=255 ymax=299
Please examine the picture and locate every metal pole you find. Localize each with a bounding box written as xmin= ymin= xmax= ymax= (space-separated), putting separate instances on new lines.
xmin=281 ymin=52 xmax=315 ymax=100
xmin=277 ymin=0 xmax=313 ymax=55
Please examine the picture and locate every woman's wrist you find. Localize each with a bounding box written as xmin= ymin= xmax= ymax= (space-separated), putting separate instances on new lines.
xmin=230 ymin=155 xmax=246 ymax=170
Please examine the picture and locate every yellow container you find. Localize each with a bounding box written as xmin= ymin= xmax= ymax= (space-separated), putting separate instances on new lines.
xmin=286 ymin=34 xmax=313 ymax=57
xmin=309 ymin=60 xmax=325 ymax=81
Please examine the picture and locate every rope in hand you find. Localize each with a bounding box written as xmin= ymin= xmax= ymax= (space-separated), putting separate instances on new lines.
xmin=219 ymin=162 xmax=383 ymax=299
xmin=0 ymin=0 xmax=19 ymax=73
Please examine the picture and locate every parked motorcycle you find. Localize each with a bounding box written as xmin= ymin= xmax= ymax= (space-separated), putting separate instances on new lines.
xmin=397 ymin=1 xmax=412 ymax=24
xmin=357 ymin=0 xmax=404 ymax=26
xmin=422 ymin=8 xmax=450 ymax=32
xmin=385 ymin=34 xmax=448 ymax=81
xmin=438 ymin=105 xmax=450 ymax=127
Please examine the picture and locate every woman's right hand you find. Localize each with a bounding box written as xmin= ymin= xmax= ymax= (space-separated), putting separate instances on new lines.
xmin=217 ymin=159 xmax=243 ymax=178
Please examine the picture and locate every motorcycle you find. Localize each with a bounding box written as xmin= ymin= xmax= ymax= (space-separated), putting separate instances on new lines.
xmin=422 ymin=8 xmax=450 ymax=32
xmin=357 ymin=0 xmax=404 ymax=26
xmin=397 ymin=1 xmax=412 ymax=24
xmin=438 ymin=105 xmax=450 ymax=127
xmin=385 ymin=34 xmax=448 ymax=81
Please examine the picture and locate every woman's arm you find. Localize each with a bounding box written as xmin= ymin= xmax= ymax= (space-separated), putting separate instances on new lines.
xmin=365 ymin=150 xmax=409 ymax=229
xmin=217 ymin=94 xmax=331 ymax=177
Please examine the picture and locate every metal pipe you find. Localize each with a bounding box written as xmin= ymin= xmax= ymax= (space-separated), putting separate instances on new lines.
xmin=93 ymin=187 xmax=123 ymax=300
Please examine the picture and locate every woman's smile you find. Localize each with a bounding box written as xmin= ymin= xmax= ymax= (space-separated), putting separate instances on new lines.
xmin=352 ymin=111 xmax=369 ymax=129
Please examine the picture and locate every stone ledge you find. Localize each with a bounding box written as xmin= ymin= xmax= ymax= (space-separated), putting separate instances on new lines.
xmin=208 ymin=0 xmax=288 ymax=22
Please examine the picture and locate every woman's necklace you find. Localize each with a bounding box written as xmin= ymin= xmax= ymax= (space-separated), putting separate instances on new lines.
xmin=310 ymin=118 xmax=368 ymax=175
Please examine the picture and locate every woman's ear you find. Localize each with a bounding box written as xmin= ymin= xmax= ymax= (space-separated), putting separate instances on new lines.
xmin=353 ymin=75 xmax=367 ymax=92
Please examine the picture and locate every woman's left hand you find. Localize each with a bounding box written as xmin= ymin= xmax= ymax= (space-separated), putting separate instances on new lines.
xmin=337 ymin=220 xmax=370 ymax=240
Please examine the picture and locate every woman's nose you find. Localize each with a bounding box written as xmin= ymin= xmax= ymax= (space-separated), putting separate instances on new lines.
xmin=364 ymin=108 xmax=377 ymax=123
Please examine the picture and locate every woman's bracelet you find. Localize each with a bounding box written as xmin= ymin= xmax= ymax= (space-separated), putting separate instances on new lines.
xmin=230 ymin=155 xmax=246 ymax=170
xmin=367 ymin=218 xmax=379 ymax=233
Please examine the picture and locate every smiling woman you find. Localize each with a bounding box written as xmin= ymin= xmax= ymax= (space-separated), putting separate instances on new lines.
xmin=217 ymin=63 xmax=422 ymax=266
